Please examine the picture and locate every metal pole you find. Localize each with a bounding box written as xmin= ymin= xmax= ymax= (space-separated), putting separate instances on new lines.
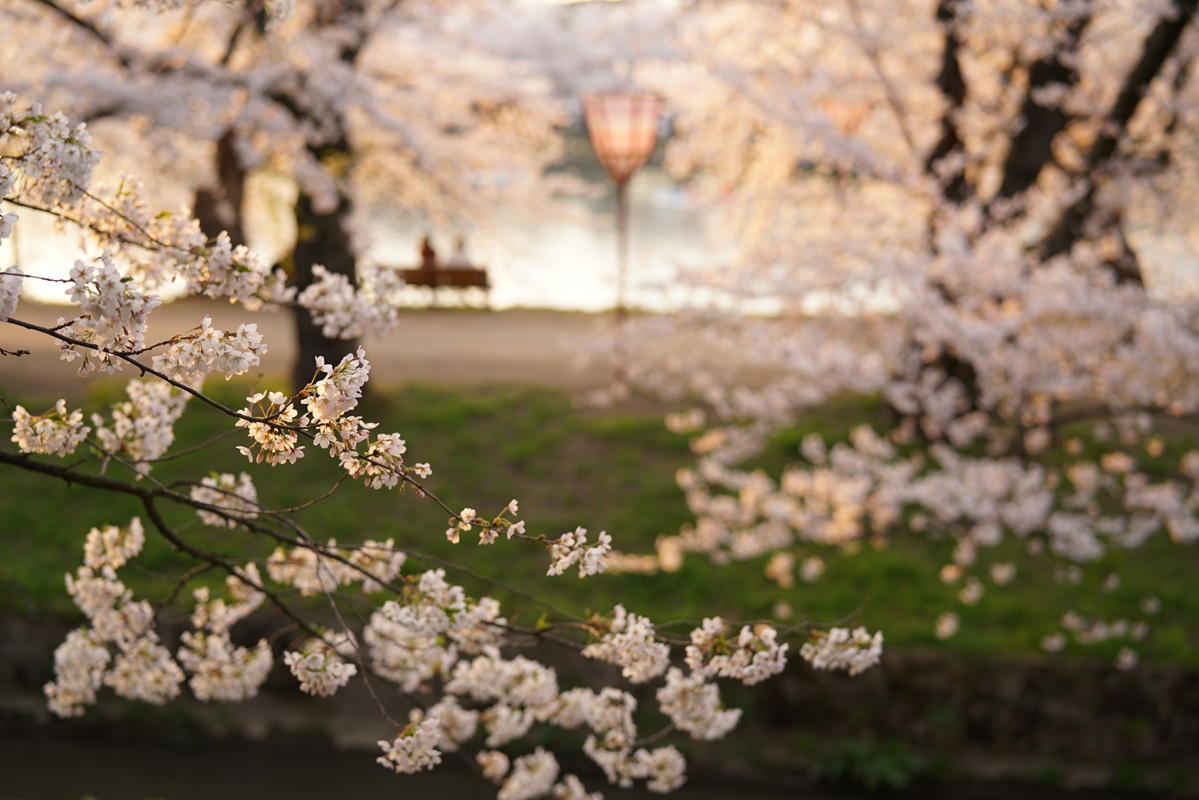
xmin=614 ymin=178 xmax=629 ymax=383
xmin=616 ymin=180 xmax=631 ymax=320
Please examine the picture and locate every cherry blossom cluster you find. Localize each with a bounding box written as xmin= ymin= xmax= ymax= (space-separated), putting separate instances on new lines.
xmin=33 ymin=491 xmax=827 ymax=797
xmin=493 ymin=748 xmax=560 ymax=800
xmin=46 ymin=519 xmax=183 ymax=715
xmin=798 ymin=627 xmax=884 ymax=676
xmin=445 ymin=500 xmax=523 ymax=545
xmin=0 ymin=267 xmax=20 ymax=321
xmin=581 ymin=604 xmax=671 ymax=684
xmin=546 ymin=527 xmax=613 ymax=578
xmin=186 ymin=600 xmax=269 ymax=699
xmin=1 ymin=94 xmax=99 ymax=207
xmin=325 ymin=565 xmax=798 ymax=792
xmin=266 ymin=538 xmax=407 ymax=596
xmin=10 ymin=400 xmax=90 ymax=456
xmin=82 ymin=518 xmax=146 ymax=571
xmin=152 ymin=315 xmax=267 ymax=383
xmin=684 ymin=617 xmax=789 ymax=685
xmin=659 ymin=404 xmax=1199 ymax=655
xmin=189 ymin=472 xmax=260 ymax=528
xmin=92 ymin=378 xmax=190 ymax=472
xmin=363 ymin=568 xmax=506 ymax=693
xmin=189 ymin=565 xmax=266 ymax=635
xmin=377 ymin=717 xmax=444 ymax=774
xmin=0 ymin=95 xmax=278 ymax=311
xmin=236 ymin=390 xmax=305 ymax=465
xmin=176 ymin=628 xmax=273 ymax=703
xmin=655 ymin=667 xmax=743 ymax=741
xmin=1036 ymin=602 xmax=1157 ymax=669
xmin=583 ymin=738 xmax=686 ymax=794
xmin=297 ymin=265 xmax=402 ymax=340
xmin=0 ymin=95 xmax=420 ymax=377
xmin=352 ymin=572 xmax=712 ymax=793
xmin=0 ymin=163 xmax=16 ymax=242
xmin=228 ymin=348 xmax=430 ymax=492
xmin=57 ymin=254 xmax=162 ymax=375
xmin=4 ymin=94 xmax=306 ymax=317
xmin=302 ymin=348 xmax=370 ymax=423
xmin=175 ymin=578 xmax=269 ymax=705
xmin=43 ymin=519 xmax=281 ymax=717
xmin=283 ymin=632 xmax=359 ymax=697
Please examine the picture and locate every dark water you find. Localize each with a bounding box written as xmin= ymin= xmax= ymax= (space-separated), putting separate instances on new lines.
xmin=0 ymin=733 xmax=815 ymax=800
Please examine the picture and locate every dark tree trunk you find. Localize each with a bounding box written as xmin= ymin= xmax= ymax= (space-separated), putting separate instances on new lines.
xmin=925 ymin=0 xmax=970 ymax=205
xmin=1039 ymin=0 xmax=1199 ymax=276
xmin=192 ymin=132 xmax=248 ymax=246
xmin=992 ymin=6 xmax=1090 ymax=203
xmin=291 ymin=189 xmax=359 ymax=392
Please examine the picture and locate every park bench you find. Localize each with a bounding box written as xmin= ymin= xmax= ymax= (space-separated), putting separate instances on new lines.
xmin=396 ymin=264 xmax=490 ymax=307
xmin=398 ymin=266 xmax=490 ymax=290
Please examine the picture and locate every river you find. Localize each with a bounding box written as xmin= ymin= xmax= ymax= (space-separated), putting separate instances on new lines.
xmin=0 ymin=732 xmax=821 ymax=800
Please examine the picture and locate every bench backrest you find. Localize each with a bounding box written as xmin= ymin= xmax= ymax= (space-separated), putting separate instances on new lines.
xmin=398 ymin=267 xmax=490 ymax=289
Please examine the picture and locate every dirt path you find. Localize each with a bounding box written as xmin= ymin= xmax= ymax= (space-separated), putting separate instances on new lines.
xmin=1 ymin=297 xmax=620 ymax=401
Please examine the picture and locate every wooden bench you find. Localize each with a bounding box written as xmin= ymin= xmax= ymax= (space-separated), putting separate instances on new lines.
xmin=398 ymin=266 xmax=490 ymax=289
xmin=395 ymin=265 xmax=490 ymax=307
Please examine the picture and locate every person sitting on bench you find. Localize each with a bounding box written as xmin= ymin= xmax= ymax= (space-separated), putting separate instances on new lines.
xmin=420 ymin=235 xmax=437 ymax=271
xmin=445 ymin=236 xmax=473 ymax=268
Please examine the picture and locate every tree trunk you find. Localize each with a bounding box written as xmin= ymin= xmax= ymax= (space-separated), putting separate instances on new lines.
xmin=1038 ymin=0 xmax=1199 ymax=276
xmin=925 ymin=0 xmax=969 ymax=205
xmin=992 ymin=6 xmax=1090 ymax=204
xmin=291 ymin=190 xmax=360 ymax=392
xmin=192 ymin=132 xmax=247 ymax=247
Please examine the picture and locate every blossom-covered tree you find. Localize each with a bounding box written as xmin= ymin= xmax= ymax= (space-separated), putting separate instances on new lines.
xmin=2 ymin=0 xmax=569 ymax=388
xmin=5 ymin=0 xmax=1199 ymax=793
xmin=0 ymin=83 xmax=893 ymax=796
xmin=0 ymin=0 xmax=909 ymax=786
xmin=603 ymin=0 xmax=1199 ymax=660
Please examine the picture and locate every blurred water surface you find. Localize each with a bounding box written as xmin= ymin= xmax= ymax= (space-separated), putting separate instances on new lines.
xmin=0 ymin=733 xmax=820 ymax=800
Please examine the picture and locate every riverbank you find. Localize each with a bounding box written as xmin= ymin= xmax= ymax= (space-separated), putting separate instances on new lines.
xmin=2 ymin=612 xmax=1195 ymax=798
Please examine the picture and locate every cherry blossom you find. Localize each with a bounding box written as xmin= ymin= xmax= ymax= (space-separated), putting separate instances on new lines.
xmin=11 ymin=400 xmax=90 ymax=456
xmin=377 ymin=718 xmax=443 ymax=774
xmin=798 ymin=627 xmax=884 ymax=676
xmin=284 ymin=635 xmax=359 ymax=698
xmin=547 ymin=527 xmax=613 ymax=578
xmin=655 ymin=667 xmax=742 ymax=741
xmin=581 ymin=605 xmax=670 ymax=684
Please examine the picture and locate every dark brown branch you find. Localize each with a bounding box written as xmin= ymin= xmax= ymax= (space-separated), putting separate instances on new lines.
xmin=992 ymin=6 xmax=1091 ymax=203
xmin=0 ymin=447 xmax=159 ymax=498
xmin=193 ymin=131 xmax=248 ymax=247
xmin=1040 ymin=0 xmax=1199 ymax=263
xmin=2 ymin=316 xmax=279 ymax=424
xmin=139 ymin=495 xmax=328 ymax=643
xmin=27 ymin=0 xmax=130 ymax=69
xmin=925 ymin=0 xmax=970 ymax=204
xmin=157 ymin=562 xmax=218 ymax=609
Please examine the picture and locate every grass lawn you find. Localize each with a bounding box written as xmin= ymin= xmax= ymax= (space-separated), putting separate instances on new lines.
xmin=1 ymin=378 xmax=1196 ymax=667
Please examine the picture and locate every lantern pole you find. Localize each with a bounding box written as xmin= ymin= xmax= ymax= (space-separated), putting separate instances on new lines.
xmin=582 ymin=92 xmax=662 ymax=386
xmin=615 ymin=178 xmax=629 ymax=325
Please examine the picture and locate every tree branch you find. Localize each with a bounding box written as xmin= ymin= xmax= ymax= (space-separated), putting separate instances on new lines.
xmin=1039 ymin=0 xmax=1199 ymax=264
xmin=992 ymin=5 xmax=1091 ymax=203
xmin=925 ymin=0 xmax=970 ymax=204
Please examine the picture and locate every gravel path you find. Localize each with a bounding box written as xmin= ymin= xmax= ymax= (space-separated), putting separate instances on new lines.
xmin=1 ymin=297 xmax=619 ymax=401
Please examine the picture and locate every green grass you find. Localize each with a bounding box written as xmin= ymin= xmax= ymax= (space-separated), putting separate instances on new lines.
xmin=1 ymin=379 xmax=1197 ymax=666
